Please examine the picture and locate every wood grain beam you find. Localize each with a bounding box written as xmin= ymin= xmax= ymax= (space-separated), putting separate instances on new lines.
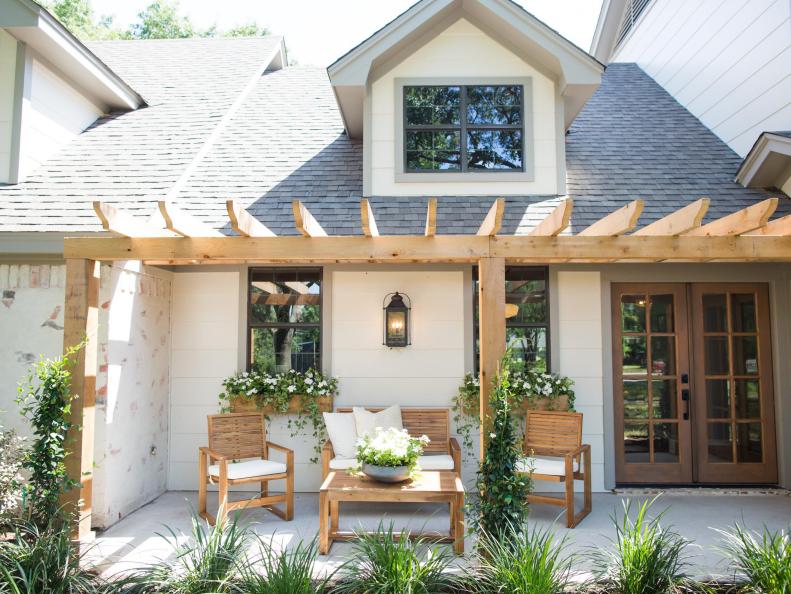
xmin=425 ymin=198 xmax=437 ymax=237
xmin=61 ymin=259 xmax=100 ymax=540
xmin=744 ymin=213 xmax=791 ymax=236
xmin=684 ymin=197 xmax=778 ymax=237
xmin=578 ymin=199 xmax=644 ymax=236
xmin=93 ymin=201 xmax=171 ymax=238
xmin=477 ymin=198 xmax=505 ymax=236
xmin=478 ymin=257 xmax=505 ymax=457
xmin=633 ymin=198 xmax=710 ymax=236
xmin=529 ymin=199 xmax=573 ymax=236
xmin=292 ymin=200 xmax=328 ymax=237
xmin=158 ymin=200 xmax=222 ymax=237
xmin=360 ymin=199 xmax=379 ymax=237
xmin=226 ymin=200 xmax=275 ymax=237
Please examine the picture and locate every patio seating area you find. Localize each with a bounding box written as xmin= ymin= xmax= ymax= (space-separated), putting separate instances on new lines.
xmin=86 ymin=489 xmax=791 ymax=581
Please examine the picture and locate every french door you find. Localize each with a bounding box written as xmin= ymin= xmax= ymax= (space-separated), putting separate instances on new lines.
xmin=613 ymin=283 xmax=777 ymax=485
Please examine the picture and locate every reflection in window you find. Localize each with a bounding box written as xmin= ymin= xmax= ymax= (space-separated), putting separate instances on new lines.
xmin=404 ymin=84 xmax=524 ymax=172
xmin=473 ymin=267 xmax=549 ymax=372
xmin=248 ymin=268 xmax=321 ymax=373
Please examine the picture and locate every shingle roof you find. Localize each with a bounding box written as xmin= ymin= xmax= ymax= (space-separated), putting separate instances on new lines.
xmin=0 ymin=44 xmax=786 ymax=235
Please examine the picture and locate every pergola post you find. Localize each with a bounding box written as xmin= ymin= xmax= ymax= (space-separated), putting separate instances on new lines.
xmin=477 ymin=257 xmax=506 ymax=457
xmin=62 ymin=258 xmax=100 ymax=540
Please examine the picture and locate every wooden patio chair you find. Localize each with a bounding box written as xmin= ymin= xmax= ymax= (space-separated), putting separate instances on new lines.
xmin=517 ymin=410 xmax=591 ymax=528
xmin=198 ymin=412 xmax=294 ymax=526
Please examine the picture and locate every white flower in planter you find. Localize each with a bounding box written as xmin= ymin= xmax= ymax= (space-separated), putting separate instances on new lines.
xmin=287 ymin=384 xmax=296 ymax=393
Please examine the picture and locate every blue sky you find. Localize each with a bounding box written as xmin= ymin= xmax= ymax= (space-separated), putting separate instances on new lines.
xmin=91 ymin=0 xmax=603 ymax=66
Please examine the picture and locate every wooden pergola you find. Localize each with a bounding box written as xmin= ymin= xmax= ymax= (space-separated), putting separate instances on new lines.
xmin=63 ymin=195 xmax=791 ymax=538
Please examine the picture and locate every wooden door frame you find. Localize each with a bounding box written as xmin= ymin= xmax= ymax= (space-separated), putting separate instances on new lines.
xmin=690 ymin=282 xmax=778 ymax=484
xmin=612 ymin=283 xmax=693 ymax=484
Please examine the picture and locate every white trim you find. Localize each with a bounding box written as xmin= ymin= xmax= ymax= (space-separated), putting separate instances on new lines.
xmin=736 ymin=132 xmax=791 ymax=189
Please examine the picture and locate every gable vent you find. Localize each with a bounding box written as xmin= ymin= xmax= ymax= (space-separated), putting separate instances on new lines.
xmin=615 ymin=0 xmax=653 ymax=47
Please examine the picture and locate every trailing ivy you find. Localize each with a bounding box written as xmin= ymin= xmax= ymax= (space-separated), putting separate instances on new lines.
xmin=472 ymin=352 xmax=532 ymax=542
xmin=15 ymin=342 xmax=84 ymax=528
xmin=452 ymin=368 xmax=575 ymax=462
xmin=0 ymin=424 xmax=24 ymax=524
xmin=218 ymin=368 xmax=337 ymax=463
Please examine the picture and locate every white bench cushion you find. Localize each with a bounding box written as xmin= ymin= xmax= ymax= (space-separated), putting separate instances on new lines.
xmin=517 ymin=455 xmax=579 ymax=477
xmin=208 ymin=459 xmax=287 ymax=480
xmin=329 ymin=454 xmax=455 ymax=471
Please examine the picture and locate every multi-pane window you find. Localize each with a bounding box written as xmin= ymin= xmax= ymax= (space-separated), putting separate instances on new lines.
xmin=404 ymin=85 xmax=524 ymax=172
xmin=247 ymin=268 xmax=321 ymax=373
xmin=473 ymin=267 xmax=549 ymax=373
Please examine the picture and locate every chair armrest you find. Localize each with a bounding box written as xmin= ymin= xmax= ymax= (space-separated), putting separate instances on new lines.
xmin=567 ymin=443 xmax=590 ymax=458
xmin=321 ymin=440 xmax=334 ymax=479
xmin=267 ymin=441 xmax=294 ymax=455
xmin=322 ymin=440 xmax=335 ymax=457
xmin=199 ymin=446 xmax=228 ymax=461
xmin=449 ymin=437 xmax=462 ymax=476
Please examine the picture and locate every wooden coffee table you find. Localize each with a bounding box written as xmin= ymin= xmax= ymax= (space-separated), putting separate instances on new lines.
xmin=318 ymin=470 xmax=465 ymax=555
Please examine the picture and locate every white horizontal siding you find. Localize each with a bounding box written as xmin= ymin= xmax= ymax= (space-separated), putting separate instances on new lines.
xmin=613 ymin=0 xmax=791 ymax=157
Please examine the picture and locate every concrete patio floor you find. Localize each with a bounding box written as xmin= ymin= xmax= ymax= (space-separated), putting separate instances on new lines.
xmin=87 ymin=489 xmax=791 ymax=582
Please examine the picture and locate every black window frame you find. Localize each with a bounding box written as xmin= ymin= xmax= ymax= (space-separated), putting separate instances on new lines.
xmin=246 ymin=266 xmax=323 ymax=373
xmin=403 ymin=84 xmax=526 ymax=173
xmin=472 ymin=266 xmax=550 ymax=373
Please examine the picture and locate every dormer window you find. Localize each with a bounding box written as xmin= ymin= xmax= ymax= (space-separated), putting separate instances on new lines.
xmin=404 ymin=84 xmax=524 ymax=172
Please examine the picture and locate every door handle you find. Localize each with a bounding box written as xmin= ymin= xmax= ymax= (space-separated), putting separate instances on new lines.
xmin=682 ymin=388 xmax=690 ymax=420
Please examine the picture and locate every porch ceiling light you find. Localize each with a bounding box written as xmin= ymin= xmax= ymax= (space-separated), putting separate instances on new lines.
xmin=383 ymin=292 xmax=411 ymax=348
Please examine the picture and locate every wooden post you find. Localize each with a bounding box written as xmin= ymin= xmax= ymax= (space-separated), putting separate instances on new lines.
xmin=62 ymin=259 xmax=100 ymax=540
xmin=477 ymin=257 xmax=505 ymax=457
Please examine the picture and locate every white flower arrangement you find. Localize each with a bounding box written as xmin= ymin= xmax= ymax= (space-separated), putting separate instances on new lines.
xmin=355 ymin=427 xmax=429 ymax=472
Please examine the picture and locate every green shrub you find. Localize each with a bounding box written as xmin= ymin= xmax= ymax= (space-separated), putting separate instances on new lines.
xmin=0 ymin=424 xmax=24 ymax=524
xmin=15 ymin=343 xmax=83 ymax=526
xmin=591 ymin=497 xmax=692 ymax=594
xmin=0 ymin=515 xmax=104 ymax=594
xmin=112 ymin=511 xmax=251 ymax=594
xmin=472 ymin=352 xmax=531 ymax=541
xmin=468 ymin=523 xmax=574 ymax=594
xmin=716 ymin=523 xmax=790 ymax=593
xmin=237 ymin=536 xmax=330 ymax=594
xmin=333 ymin=522 xmax=461 ymax=594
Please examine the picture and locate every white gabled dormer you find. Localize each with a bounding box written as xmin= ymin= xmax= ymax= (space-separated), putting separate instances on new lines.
xmin=328 ymin=0 xmax=603 ymax=197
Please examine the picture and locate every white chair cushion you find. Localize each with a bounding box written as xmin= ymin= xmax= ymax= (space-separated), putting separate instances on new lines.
xmin=353 ymin=405 xmax=403 ymax=439
xmin=323 ymin=412 xmax=358 ymax=458
xmin=329 ymin=454 xmax=455 ymax=471
xmin=517 ymin=456 xmax=579 ymax=477
xmin=208 ymin=459 xmax=287 ymax=480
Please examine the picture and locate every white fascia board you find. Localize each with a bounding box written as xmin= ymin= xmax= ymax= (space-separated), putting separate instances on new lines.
xmin=590 ymin=0 xmax=626 ymax=63
xmin=4 ymin=0 xmax=144 ymax=111
xmin=736 ymin=133 xmax=791 ymax=188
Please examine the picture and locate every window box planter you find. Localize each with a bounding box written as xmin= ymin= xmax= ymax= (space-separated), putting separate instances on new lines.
xmin=461 ymin=395 xmax=568 ymax=416
xmin=228 ymin=394 xmax=333 ymax=414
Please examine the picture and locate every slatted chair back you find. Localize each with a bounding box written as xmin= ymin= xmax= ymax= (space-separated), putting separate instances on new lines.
xmin=524 ymin=410 xmax=582 ymax=456
xmin=208 ymin=412 xmax=267 ymax=460
xmin=336 ymin=407 xmax=450 ymax=453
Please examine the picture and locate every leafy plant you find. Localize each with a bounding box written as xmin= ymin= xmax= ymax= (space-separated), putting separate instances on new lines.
xmin=0 ymin=515 xmax=104 ymax=594
xmin=15 ymin=343 xmax=84 ymax=526
xmin=468 ymin=523 xmax=574 ymax=594
xmin=333 ymin=522 xmax=461 ymax=594
xmin=472 ymin=353 xmax=532 ymax=541
xmin=113 ymin=511 xmax=251 ymax=594
xmin=237 ymin=536 xmax=331 ymax=594
xmin=219 ymin=367 xmax=337 ymax=462
xmin=0 ymin=424 xmax=25 ymax=523
xmin=591 ymin=497 xmax=692 ymax=594
xmin=716 ymin=523 xmax=790 ymax=593
xmin=355 ymin=427 xmax=429 ymax=476
xmin=453 ymin=369 xmax=574 ymax=463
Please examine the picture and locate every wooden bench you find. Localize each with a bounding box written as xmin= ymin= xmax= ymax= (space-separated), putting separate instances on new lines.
xmin=321 ymin=407 xmax=461 ymax=479
xmin=517 ymin=410 xmax=591 ymax=528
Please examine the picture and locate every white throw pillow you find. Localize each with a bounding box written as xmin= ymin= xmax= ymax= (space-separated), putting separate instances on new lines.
xmin=353 ymin=405 xmax=403 ymax=439
xmin=322 ymin=412 xmax=358 ymax=459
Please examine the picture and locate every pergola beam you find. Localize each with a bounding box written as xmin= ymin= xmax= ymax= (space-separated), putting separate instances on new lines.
xmin=633 ymin=198 xmax=710 ymax=236
xmin=477 ymin=198 xmax=505 ymax=236
xmin=226 ymin=200 xmax=275 ymax=237
xmin=158 ymin=200 xmax=222 ymax=237
xmin=292 ymin=200 xmax=327 ymax=237
xmin=684 ymin=197 xmax=778 ymax=237
xmin=578 ymin=199 xmax=644 ymax=236
xmin=744 ymin=213 xmax=791 ymax=236
xmin=360 ymin=199 xmax=379 ymax=237
xmin=425 ymin=198 xmax=437 ymax=236
xmin=63 ymin=235 xmax=791 ymax=264
xmin=529 ymin=199 xmax=573 ymax=236
xmin=93 ymin=201 xmax=171 ymax=238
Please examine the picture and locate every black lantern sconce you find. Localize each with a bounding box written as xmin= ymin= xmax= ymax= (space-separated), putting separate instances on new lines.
xmin=383 ymin=292 xmax=411 ymax=347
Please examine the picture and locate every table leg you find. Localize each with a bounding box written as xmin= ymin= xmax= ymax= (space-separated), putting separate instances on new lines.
xmin=453 ymin=492 xmax=464 ymax=555
xmin=319 ymin=490 xmax=329 ymax=555
xmin=331 ymin=501 xmax=339 ymax=534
